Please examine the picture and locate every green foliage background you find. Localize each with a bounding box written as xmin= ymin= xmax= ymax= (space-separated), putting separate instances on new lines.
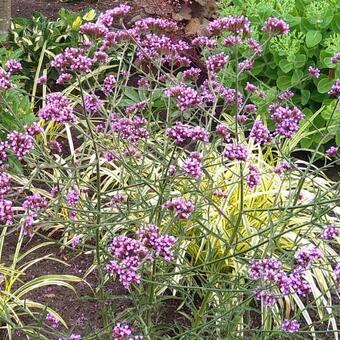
xmin=219 ymin=0 xmax=340 ymax=150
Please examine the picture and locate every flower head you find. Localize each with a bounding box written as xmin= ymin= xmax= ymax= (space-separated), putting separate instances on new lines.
xmin=263 ymin=17 xmax=289 ymax=35
xmin=6 ymin=59 xmax=22 ymax=73
xmin=281 ymin=319 xmax=300 ymax=333
xmin=164 ymin=197 xmax=195 ymax=219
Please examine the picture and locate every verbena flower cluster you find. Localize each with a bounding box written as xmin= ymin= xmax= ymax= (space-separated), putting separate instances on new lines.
xmin=39 ymin=92 xmax=76 ymax=124
xmin=249 ymin=246 xmax=323 ymax=309
xmin=106 ymin=225 xmax=176 ymax=288
xmin=112 ymin=322 xmax=143 ymax=340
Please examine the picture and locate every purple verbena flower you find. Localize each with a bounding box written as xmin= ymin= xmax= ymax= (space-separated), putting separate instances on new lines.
xmin=248 ymin=258 xmax=282 ymax=281
xmin=295 ymin=246 xmax=322 ymax=269
xmin=263 ymin=17 xmax=289 ymax=35
xmin=38 ymin=92 xmax=76 ymax=124
xmin=329 ymin=79 xmax=340 ymax=99
xmin=246 ymin=164 xmax=261 ymax=189
xmin=0 ymin=173 xmax=11 ymax=198
xmin=245 ymin=82 xmax=257 ymax=92
xmin=137 ymin=77 xmax=150 ymax=88
xmin=208 ymin=16 xmax=250 ymax=36
xmin=247 ymin=38 xmax=262 ymax=54
xmin=244 ymin=104 xmax=257 ymax=114
xmin=164 ymin=197 xmax=195 ymax=219
xmin=191 ymin=36 xmax=217 ymax=49
xmin=66 ymin=190 xmax=79 ymax=207
xmin=112 ymin=323 xmax=133 ymax=340
xmin=84 ymin=94 xmax=103 ymax=113
xmin=56 ymin=73 xmax=72 ymax=85
xmin=321 ymin=224 xmax=339 ymax=240
xmin=326 ymin=146 xmax=338 ymax=157
xmin=165 ymin=84 xmax=201 ymax=111
xmin=138 ymin=224 xmax=176 ymax=261
xmin=7 ymin=131 xmax=34 ymax=160
xmin=52 ymin=48 xmax=93 ymax=73
xmin=206 ymin=53 xmax=229 ymax=75
xmin=250 ymin=120 xmax=272 ymax=145
xmin=94 ymin=51 xmax=109 ymax=64
xmin=0 ymin=199 xmax=13 ymax=225
xmin=183 ymin=152 xmax=203 ymax=179
xmin=281 ymin=319 xmax=300 ymax=333
xmin=80 ymin=23 xmax=108 ymax=39
xmin=0 ymin=69 xmax=12 ymax=89
xmin=216 ymin=124 xmax=231 ymax=142
xmin=331 ymin=52 xmax=340 ymax=64
xmin=25 ymin=123 xmax=43 ymax=136
xmin=111 ymin=115 xmax=149 ymax=143
xmin=166 ymin=122 xmax=209 ymax=144
xmin=277 ymin=90 xmax=294 ymax=101
xmin=308 ymin=66 xmax=320 ymax=78
xmin=223 ymin=35 xmax=242 ymax=47
xmin=255 ymin=289 xmax=276 ymax=306
xmin=102 ymin=75 xmax=116 ymax=95
xmin=223 ymin=143 xmax=249 ymax=161
xmin=23 ymin=193 xmax=48 ymax=212
xmin=46 ymin=313 xmax=60 ymax=328
xmin=183 ymin=67 xmax=201 ymax=81
xmin=238 ymin=59 xmax=253 ymax=72
xmin=269 ymin=104 xmax=304 ymax=138
xmin=274 ymin=161 xmax=291 ymax=175
xmin=125 ymin=100 xmax=147 ymax=114
xmin=6 ymin=59 xmax=22 ymax=73
xmin=37 ymin=75 xmax=47 ymax=84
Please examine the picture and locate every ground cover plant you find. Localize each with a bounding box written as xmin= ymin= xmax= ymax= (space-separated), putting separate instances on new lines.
xmin=219 ymin=0 xmax=340 ymax=151
xmin=0 ymin=3 xmax=339 ymax=339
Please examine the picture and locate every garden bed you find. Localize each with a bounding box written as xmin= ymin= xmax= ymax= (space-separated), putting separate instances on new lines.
xmin=0 ymin=1 xmax=339 ymax=339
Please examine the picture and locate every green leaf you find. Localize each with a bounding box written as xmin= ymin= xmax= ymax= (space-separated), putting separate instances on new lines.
xmin=8 ymin=156 xmax=23 ymax=175
xmin=301 ymin=89 xmax=310 ymax=105
xmin=294 ymin=54 xmax=307 ymax=68
xmin=276 ymin=76 xmax=291 ymax=90
xmin=321 ymin=102 xmax=340 ymax=120
xmin=286 ymin=15 xmax=301 ymax=27
xmin=124 ymin=88 xmax=140 ymax=102
xmin=291 ymin=70 xmax=304 ymax=84
xmin=305 ymin=30 xmax=322 ymax=48
xmin=300 ymin=137 xmax=313 ymax=149
xmin=336 ymin=132 xmax=340 ymax=146
xmin=317 ymin=78 xmax=334 ymax=94
xmin=279 ymin=60 xmax=293 ymax=73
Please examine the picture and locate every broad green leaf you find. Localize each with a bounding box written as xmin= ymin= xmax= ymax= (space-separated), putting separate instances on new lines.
xmin=276 ymin=76 xmax=291 ymax=90
xmin=321 ymin=102 xmax=340 ymax=120
xmin=317 ymin=78 xmax=334 ymax=93
xmin=301 ymin=89 xmax=310 ymax=105
xmin=305 ymin=30 xmax=322 ymax=48
xmin=336 ymin=132 xmax=340 ymax=146
xmin=291 ymin=69 xmax=304 ymax=84
xmin=294 ymin=54 xmax=307 ymax=68
xmin=278 ymin=60 xmax=293 ymax=73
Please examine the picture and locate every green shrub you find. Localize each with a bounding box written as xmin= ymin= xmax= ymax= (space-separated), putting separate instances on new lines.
xmin=219 ymin=0 xmax=340 ymax=150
